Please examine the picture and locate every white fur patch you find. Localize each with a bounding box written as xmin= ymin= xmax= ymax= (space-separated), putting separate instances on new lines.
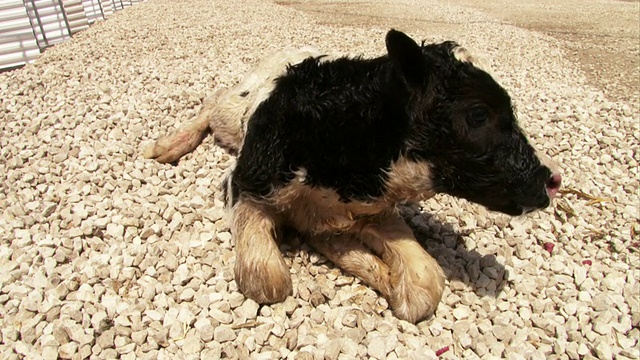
xmin=452 ymin=45 xmax=492 ymax=75
xmin=209 ymin=47 xmax=324 ymax=152
xmin=292 ymin=167 xmax=307 ymax=183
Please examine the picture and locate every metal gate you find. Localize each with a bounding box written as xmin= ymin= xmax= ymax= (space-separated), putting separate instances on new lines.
xmin=0 ymin=0 xmax=145 ymax=71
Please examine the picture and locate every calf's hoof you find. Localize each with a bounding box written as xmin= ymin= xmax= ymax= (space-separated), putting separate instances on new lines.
xmin=389 ymin=261 xmax=446 ymax=323
xmin=143 ymin=131 xmax=202 ymax=163
xmin=234 ymin=254 xmax=292 ymax=304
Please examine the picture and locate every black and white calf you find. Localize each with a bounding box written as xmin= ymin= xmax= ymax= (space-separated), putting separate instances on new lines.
xmin=145 ymin=30 xmax=561 ymax=323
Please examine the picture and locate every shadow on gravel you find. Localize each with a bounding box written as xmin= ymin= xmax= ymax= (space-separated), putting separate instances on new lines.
xmin=403 ymin=209 xmax=506 ymax=298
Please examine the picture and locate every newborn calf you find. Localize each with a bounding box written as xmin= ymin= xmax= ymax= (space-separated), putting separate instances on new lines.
xmin=145 ymin=30 xmax=561 ymax=322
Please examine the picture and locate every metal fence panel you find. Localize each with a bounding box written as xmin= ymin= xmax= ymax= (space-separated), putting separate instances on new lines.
xmin=81 ymin=0 xmax=104 ymax=23
xmin=62 ymin=0 xmax=89 ymax=35
xmin=0 ymin=0 xmax=145 ymax=70
xmin=0 ymin=0 xmax=39 ymax=69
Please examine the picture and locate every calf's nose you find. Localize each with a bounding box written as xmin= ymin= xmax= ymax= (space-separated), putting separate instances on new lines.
xmin=546 ymin=173 xmax=562 ymax=198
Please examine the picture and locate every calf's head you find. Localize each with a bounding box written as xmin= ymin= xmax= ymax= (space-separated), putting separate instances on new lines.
xmin=386 ymin=30 xmax=561 ymax=216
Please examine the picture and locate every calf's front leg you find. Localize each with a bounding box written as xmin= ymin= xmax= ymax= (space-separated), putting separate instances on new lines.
xmin=231 ymin=198 xmax=292 ymax=303
xmin=361 ymin=214 xmax=446 ymax=323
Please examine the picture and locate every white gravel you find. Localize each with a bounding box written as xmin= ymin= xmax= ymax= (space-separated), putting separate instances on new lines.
xmin=0 ymin=0 xmax=638 ymax=359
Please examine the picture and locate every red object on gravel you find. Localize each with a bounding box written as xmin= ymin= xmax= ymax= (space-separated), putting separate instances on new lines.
xmin=436 ymin=346 xmax=450 ymax=356
xmin=582 ymin=259 xmax=592 ymax=266
xmin=543 ymin=242 xmax=555 ymax=254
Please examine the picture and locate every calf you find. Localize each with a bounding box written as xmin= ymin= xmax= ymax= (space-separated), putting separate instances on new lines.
xmin=145 ymin=30 xmax=561 ymax=323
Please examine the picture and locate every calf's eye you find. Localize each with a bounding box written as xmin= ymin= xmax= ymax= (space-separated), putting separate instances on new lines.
xmin=467 ymin=105 xmax=489 ymax=128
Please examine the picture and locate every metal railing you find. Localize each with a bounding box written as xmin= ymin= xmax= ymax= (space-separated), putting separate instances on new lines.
xmin=0 ymin=0 xmax=145 ymax=71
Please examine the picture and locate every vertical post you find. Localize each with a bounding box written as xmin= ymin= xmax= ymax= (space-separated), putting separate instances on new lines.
xmin=56 ymin=0 xmax=73 ymax=37
xmin=26 ymin=0 xmax=49 ymax=50
xmin=97 ymin=0 xmax=106 ymax=20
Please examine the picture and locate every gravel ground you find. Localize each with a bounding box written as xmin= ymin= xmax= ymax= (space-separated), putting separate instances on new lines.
xmin=0 ymin=0 xmax=638 ymax=359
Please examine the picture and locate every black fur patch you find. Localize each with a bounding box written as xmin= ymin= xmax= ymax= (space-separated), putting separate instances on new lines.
xmin=232 ymin=56 xmax=411 ymax=202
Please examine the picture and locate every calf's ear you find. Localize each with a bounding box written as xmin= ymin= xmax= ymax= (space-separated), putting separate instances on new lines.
xmin=385 ymin=29 xmax=427 ymax=85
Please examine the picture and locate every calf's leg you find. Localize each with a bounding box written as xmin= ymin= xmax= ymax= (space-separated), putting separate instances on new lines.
xmin=143 ymin=91 xmax=220 ymax=164
xmin=361 ymin=215 xmax=446 ymax=323
xmin=305 ymin=232 xmax=392 ymax=299
xmin=231 ymin=198 xmax=292 ymax=303
xmin=144 ymin=86 xmax=248 ymax=163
